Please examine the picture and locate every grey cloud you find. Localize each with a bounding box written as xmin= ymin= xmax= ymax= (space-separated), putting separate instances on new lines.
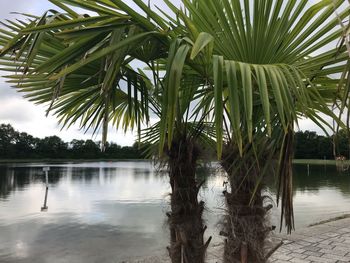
xmin=0 ymin=98 xmax=33 ymax=122
xmin=0 ymin=69 xmax=21 ymax=98
xmin=0 ymin=0 xmax=51 ymax=20
xmin=0 ymin=88 xmax=17 ymax=99
xmin=0 ymin=81 xmax=17 ymax=99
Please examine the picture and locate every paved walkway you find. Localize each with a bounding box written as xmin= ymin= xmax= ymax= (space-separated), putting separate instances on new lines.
xmin=270 ymin=218 xmax=350 ymax=263
xmin=120 ymin=218 xmax=350 ymax=263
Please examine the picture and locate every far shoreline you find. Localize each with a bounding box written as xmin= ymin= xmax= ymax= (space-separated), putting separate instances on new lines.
xmin=0 ymin=159 xmax=349 ymax=165
xmin=0 ymin=158 xmax=150 ymax=164
xmin=293 ymin=159 xmax=350 ymax=165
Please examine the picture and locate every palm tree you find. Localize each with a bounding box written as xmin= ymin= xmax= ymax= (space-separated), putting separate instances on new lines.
xmin=0 ymin=2 xmax=213 ymax=262
xmin=160 ymin=0 xmax=349 ymax=262
xmin=0 ymin=5 xmax=161 ymax=148
xmin=333 ymin=0 xmax=350 ymax=161
xmin=1 ymin=1 xmax=349 ymax=263
xmin=142 ymin=88 xmax=215 ymax=262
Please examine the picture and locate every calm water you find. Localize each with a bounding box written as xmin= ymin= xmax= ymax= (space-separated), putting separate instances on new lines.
xmin=0 ymin=161 xmax=349 ymax=262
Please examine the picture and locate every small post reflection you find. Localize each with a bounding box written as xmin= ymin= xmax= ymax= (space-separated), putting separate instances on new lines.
xmin=41 ymin=167 xmax=50 ymax=212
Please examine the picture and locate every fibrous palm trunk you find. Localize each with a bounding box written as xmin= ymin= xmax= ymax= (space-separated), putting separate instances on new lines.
xmin=221 ymin=149 xmax=270 ymax=263
xmin=166 ymin=135 xmax=210 ymax=263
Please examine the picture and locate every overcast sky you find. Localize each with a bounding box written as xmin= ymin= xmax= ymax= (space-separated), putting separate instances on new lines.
xmin=0 ymin=0 xmax=140 ymax=145
xmin=0 ymin=0 xmax=336 ymax=145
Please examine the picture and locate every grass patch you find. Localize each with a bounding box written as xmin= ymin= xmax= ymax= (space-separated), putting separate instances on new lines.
xmin=293 ymin=159 xmax=350 ymax=165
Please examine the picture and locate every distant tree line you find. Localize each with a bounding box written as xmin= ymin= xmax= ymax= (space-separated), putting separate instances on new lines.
xmin=1 ymin=124 xmax=349 ymax=160
xmin=0 ymin=124 xmax=148 ymax=159
xmin=294 ymin=130 xmax=349 ymax=159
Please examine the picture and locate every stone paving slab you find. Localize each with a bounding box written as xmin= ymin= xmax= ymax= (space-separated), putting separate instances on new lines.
xmin=120 ymin=218 xmax=350 ymax=263
xmin=270 ymin=218 xmax=350 ymax=263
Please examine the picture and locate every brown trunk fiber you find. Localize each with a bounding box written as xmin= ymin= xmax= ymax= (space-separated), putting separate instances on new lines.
xmin=166 ymin=136 xmax=209 ymax=263
xmin=221 ymin=155 xmax=269 ymax=263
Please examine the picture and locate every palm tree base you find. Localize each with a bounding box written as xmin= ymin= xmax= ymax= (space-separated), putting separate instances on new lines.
xmin=221 ymin=147 xmax=270 ymax=263
xmin=222 ymin=190 xmax=268 ymax=263
xmin=166 ymin=136 xmax=210 ymax=263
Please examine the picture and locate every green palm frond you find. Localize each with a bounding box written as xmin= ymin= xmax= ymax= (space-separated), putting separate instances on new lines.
xmin=158 ymin=0 xmax=350 ymax=233
xmin=1 ymin=0 xmax=349 ymax=235
xmin=0 ymin=3 xmax=165 ymax=148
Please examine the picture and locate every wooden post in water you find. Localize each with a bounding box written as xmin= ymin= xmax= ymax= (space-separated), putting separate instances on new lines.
xmin=41 ymin=167 xmax=50 ymax=212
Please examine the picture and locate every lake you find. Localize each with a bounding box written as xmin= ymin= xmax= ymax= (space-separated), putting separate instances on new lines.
xmin=0 ymin=161 xmax=349 ymax=262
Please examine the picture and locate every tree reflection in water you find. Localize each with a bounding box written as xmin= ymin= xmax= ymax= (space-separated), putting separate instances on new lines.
xmin=0 ymin=162 xmax=349 ymax=262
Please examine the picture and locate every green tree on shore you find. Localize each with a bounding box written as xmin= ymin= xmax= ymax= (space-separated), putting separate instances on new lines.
xmin=0 ymin=124 xmax=145 ymax=159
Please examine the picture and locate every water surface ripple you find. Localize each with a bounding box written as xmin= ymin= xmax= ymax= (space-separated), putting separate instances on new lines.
xmin=0 ymin=161 xmax=349 ymax=262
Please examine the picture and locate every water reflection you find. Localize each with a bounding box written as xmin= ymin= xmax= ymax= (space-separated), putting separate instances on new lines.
xmin=0 ymin=162 xmax=349 ymax=262
xmin=0 ymin=162 xmax=171 ymax=263
xmin=0 ymin=167 xmax=43 ymax=200
xmin=293 ymin=164 xmax=350 ymax=195
xmin=268 ymin=164 xmax=350 ymax=232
